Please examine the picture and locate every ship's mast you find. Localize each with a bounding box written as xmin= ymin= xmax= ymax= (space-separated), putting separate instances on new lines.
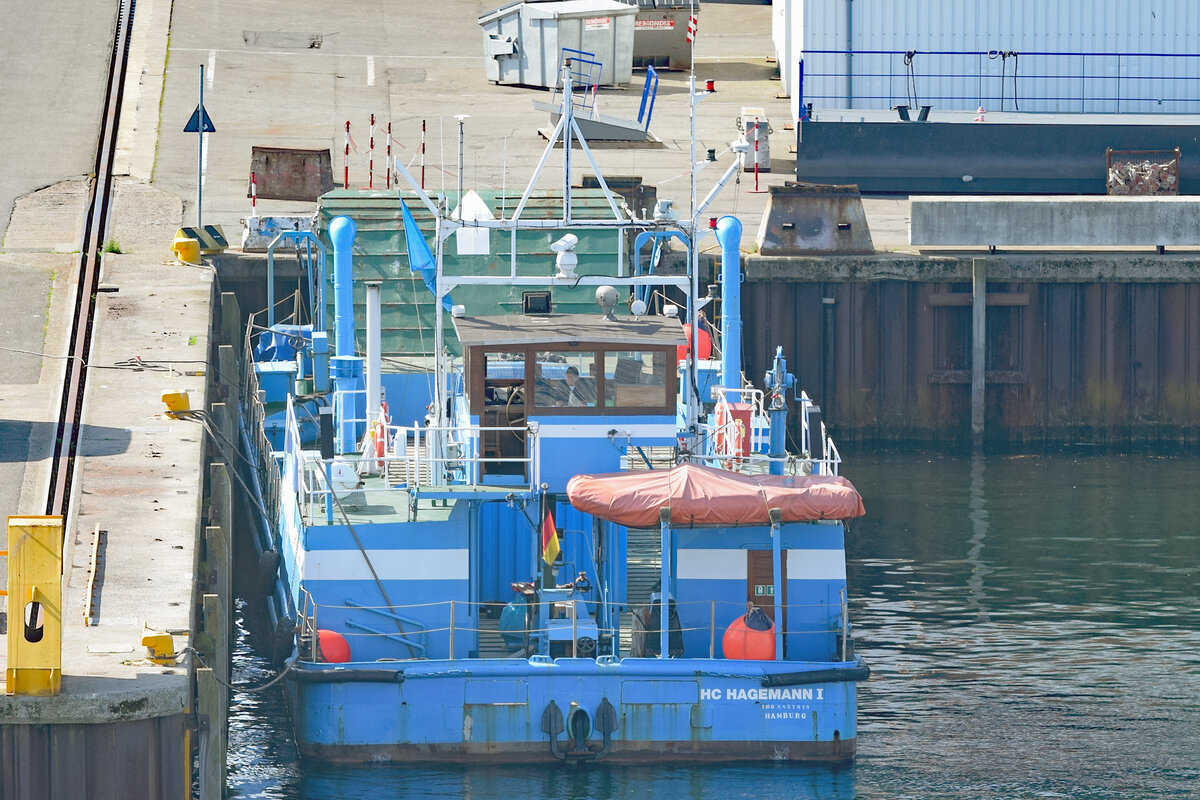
xmin=683 ymin=0 xmax=701 ymax=444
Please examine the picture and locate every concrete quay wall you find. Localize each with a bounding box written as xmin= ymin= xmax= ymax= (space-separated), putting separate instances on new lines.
xmin=911 ymin=197 xmax=1200 ymax=248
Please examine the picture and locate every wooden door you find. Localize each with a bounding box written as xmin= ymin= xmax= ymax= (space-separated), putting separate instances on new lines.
xmin=746 ymin=550 xmax=786 ymax=628
xmin=481 ymin=380 xmax=526 ymax=476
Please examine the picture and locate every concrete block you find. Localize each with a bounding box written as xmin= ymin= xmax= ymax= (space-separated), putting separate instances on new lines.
xmin=249 ymin=146 xmax=333 ymax=201
xmin=756 ymin=182 xmax=874 ymax=255
xmin=911 ymin=196 xmax=1200 ymax=247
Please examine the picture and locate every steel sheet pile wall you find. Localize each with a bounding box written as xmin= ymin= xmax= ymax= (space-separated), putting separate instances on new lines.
xmin=742 ymin=275 xmax=1200 ymax=446
xmin=777 ymin=0 xmax=1200 ymax=121
xmin=1 ymin=716 xmax=188 ymax=800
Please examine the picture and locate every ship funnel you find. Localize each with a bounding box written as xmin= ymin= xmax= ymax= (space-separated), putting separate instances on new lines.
xmin=715 ymin=216 xmax=743 ymax=390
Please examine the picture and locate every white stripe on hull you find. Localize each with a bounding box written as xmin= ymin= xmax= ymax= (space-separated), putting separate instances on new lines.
xmin=298 ymin=548 xmax=469 ymax=582
xmin=676 ymin=549 xmax=847 ymax=581
xmin=678 ymin=549 xmax=748 ymax=580
xmin=532 ymin=422 xmax=677 ymax=439
xmin=786 ymin=549 xmax=847 ymax=580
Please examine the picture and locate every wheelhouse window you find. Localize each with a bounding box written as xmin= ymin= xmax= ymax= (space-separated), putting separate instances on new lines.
xmin=604 ymin=350 xmax=669 ymax=409
xmin=482 ymin=351 xmax=526 ymax=406
xmin=535 ymin=351 xmax=598 ymax=408
xmin=466 ymin=341 xmax=678 ymax=417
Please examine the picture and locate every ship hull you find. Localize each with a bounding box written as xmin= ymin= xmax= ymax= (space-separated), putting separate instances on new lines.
xmin=286 ymin=658 xmax=863 ymax=764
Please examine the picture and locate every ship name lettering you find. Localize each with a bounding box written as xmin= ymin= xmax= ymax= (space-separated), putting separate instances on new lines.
xmin=700 ymin=687 xmax=825 ymax=702
xmin=718 ymin=687 xmax=822 ymax=701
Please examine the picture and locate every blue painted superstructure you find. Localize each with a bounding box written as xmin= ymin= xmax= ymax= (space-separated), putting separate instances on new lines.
xmin=237 ymin=69 xmax=869 ymax=765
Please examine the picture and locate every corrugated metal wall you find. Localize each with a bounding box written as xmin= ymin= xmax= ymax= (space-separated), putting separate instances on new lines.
xmin=777 ymin=0 xmax=1200 ymax=119
xmin=742 ymin=278 xmax=1200 ymax=446
xmin=1 ymin=716 xmax=188 ymax=800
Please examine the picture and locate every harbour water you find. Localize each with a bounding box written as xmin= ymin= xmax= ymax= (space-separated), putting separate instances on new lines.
xmin=227 ymin=451 xmax=1200 ymax=799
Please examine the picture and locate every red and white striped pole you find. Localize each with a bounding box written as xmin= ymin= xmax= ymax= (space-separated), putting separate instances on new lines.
xmin=343 ymin=121 xmax=350 ymax=189
xmin=420 ymin=119 xmax=427 ymax=190
xmin=386 ymin=121 xmax=392 ymax=189
xmin=250 ymin=171 xmax=257 ymax=216
xmin=368 ymin=113 xmax=376 ymax=189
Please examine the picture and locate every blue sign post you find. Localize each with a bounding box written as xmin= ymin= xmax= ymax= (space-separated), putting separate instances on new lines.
xmin=184 ymin=65 xmax=216 ymax=228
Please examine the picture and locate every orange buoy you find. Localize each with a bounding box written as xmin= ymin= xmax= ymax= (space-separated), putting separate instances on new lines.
xmin=721 ymin=607 xmax=776 ymax=660
xmin=317 ymin=629 xmax=352 ymax=663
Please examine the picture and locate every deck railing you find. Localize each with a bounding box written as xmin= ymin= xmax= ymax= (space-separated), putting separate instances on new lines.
xmin=386 ymin=421 xmax=543 ymax=491
xmin=702 ymin=387 xmax=842 ymax=477
xmin=298 ymin=597 xmax=853 ymax=664
xmin=284 ymin=407 xmax=545 ymax=522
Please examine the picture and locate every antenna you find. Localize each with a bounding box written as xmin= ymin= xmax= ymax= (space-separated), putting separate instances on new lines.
xmin=454 ymin=114 xmax=470 ymax=213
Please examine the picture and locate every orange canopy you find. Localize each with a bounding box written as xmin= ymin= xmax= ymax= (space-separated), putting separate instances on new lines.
xmin=565 ymin=462 xmax=865 ymax=528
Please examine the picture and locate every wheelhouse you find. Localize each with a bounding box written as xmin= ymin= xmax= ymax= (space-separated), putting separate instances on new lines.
xmin=454 ymin=312 xmax=684 ymax=489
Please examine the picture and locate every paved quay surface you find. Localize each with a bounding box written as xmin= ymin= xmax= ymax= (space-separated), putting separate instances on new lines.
xmin=0 ymin=179 xmax=209 ymax=719
xmin=0 ymin=0 xmax=124 ymax=616
xmin=0 ymin=0 xmax=204 ymax=724
xmin=0 ymin=1 xmax=118 ymax=245
xmin=153 ymin=0 xmax=799 ymax=250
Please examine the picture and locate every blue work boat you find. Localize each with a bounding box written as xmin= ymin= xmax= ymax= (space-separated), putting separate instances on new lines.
xmin=238 ymin=68 xmax=870 ymax=764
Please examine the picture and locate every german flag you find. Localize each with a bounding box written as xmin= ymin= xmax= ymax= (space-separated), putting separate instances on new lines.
xmin=541 ymin=499 xmax=560 ymax=566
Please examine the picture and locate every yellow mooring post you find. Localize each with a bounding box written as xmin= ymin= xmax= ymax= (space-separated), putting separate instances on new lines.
xmin=5 ymin=516 xmax=64 ymax=695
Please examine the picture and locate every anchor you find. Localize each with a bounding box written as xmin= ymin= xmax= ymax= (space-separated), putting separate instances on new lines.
xmin=541 ymin=697 xmax=618 ymax=762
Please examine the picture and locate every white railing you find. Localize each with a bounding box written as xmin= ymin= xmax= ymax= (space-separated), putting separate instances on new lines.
xmin=282 ymin=404 xmax=544 ymax=521
xmin=700 ymin=387 xmax=844 ymax=477
xmin=798 ymin=391 xmax=843 ymax=477
xmin=711 ymin=386 xmax=768 ymax=460
xmin=388 ymin=421 xmax=542 ymax=491
xmin=332 ymin=387 xmax=368 ymax=446
xmin=824 ymin=432 xmax=843 ymax=476
xmin=298 ymin=596 xmax=848 ymax=663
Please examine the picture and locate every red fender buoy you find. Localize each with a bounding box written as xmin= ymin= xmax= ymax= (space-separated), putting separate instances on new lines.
xmin=317 ymin=629 xmax=352 ymax=663
xmin=721 ymin=609 xmax=776 ymax=660
xmin=676 ymin=323 xmax=713 ymax=362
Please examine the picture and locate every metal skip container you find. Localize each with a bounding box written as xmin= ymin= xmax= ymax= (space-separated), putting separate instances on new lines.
xmin=629 ymin=0 xmax=697 ymax=71
xmin=479 ymin=0 xmax=638 ymax=88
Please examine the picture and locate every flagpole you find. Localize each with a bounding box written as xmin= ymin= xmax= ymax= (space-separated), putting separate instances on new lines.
xmin=685 ymin=0 xmax=700 ymax=449
xmin=434 ymin=210 xmax=445 ymax=435
xmin=539 ymin=484 xmax=554 ymax=588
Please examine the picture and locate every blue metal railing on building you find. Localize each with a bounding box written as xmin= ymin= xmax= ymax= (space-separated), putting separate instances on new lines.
xmin=638 ymin=66 xmax=659 ymax=131
xmin=797 ymin=49 xmax=1200 ymax=114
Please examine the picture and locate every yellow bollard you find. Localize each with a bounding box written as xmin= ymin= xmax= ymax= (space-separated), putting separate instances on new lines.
xmin=5 ymin=516 xmax=64 ymax=695
xmin=161 ymin=389 xmax=191 ymax=419
xmin=141 ymin=629 xmax=177 ymax=665
xmin=172 ymin=236 xmax=201 ymax=265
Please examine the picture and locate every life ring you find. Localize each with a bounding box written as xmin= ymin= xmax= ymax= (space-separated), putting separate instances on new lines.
xmin=374 ymin=420 xmax=386 ymax=470
xmin=713 ymin=405 xmax=744 ymax=463
xmin=714 ymin=404 xmax=728 ymax=452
